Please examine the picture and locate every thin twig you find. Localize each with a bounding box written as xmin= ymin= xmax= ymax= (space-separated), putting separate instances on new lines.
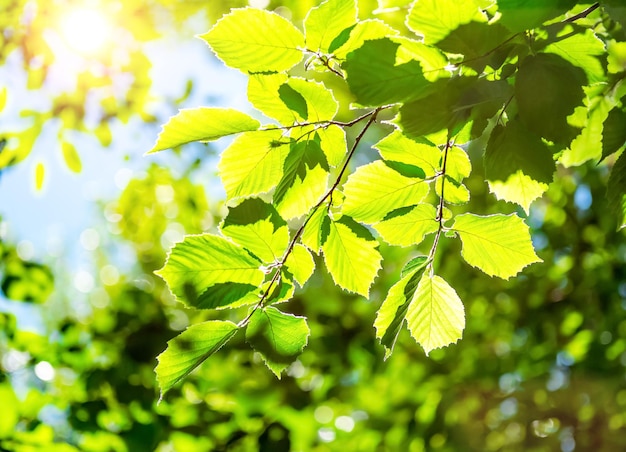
xmin=563 ymin=3 xmax=600 ymax=23
xmin=428 ymin=138 xmax=453 ymax=275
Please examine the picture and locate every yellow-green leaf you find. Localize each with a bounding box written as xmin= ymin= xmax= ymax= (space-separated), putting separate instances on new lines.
xmin=61 ymin=142 xmax=82 ymax=173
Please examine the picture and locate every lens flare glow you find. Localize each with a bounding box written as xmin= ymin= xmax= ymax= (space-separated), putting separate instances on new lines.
xmin=60 ymin=8 xmax=111 ymax=55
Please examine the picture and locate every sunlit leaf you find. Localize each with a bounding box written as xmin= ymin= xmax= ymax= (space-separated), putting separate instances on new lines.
xmin=246 ymin=307 xmax=310 ymax=377
xmin=200 ymin=8 xmax=304 ymax=73
xmin=148 ymin=108 xmax=260 ymax=154
xmin=445 ymin=146 xmax=471 ymax=183
xmin=405 ymin=273 xmax=465 ymax=355
xmin=219 ymin=130 xmax=290 ymax=200
xmin=374 ymin=130 xmax=440 ymax=178
xmin=373 ymin=204 xmax=439 ymax=247
xmin=284 ymin=244 xmax=315 ymax=287
xmin=305 ymin=0 xmax=357 ymax=53
xmin=406 ymin=0 xmax=485 ymax=44
xmin=342 ymin=160 xmax=430 ymax=224
xmin=374 ymin=256 xmax=429 ymax=359
xmin=332 ymin=19 xmax=400 ymax=60
xmin=221 ymin=198 xmax=289 ymax=264
xmin=488 ymin=171 xmax=549 ymax=214
xmin=322 ymin=216 xmax=382 ymax=296
xmin=452 ymin=213 xmax=542 ymax=279
xmin=155 ymin=320 xmax=239 ymax=400
xmin=317 ymin=124 xmax=347 ymax=167
xmin=608 ymin=151 xmax=626 ymax=230
xmin=301 ymin=204 xmax=330 ymax=253
xmin=497 ymin=0 xmax=578 ymax=33
xmin=61 ymin=141 xmax=82 ymax=173
xmin=156 ymin=234 xmax=264 ymax=309
xmin=34 ymin=161 xmax=44 ymax=191
xmin=436 ymin=176 xmax=470 ymax=205
xmin=544 ymin=26 xmax=605 ymax=84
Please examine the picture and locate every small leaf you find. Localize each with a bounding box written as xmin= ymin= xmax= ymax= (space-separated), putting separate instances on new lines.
xmin=322 ymin=216 xmax=382 ymax=297
xmin=406 ymin=0 xmax=485 ymax=44
xmin=602 ymin=107 xmax=626 ymax=160
xmin=61 ymin=141 xmax=82 ymax=173
xmin=436 ymin=176 xmax=470 ymax=205
xmin=200 ymin=8 xmax=304 ymax=73
xmin=608 ymin=150 xmax=626 ymax=230
xmin=221 ymin=198 xmax=289 ymax=263
xmin=156 ymin=234 xmax=264 ymax=309
xmin=405 ymin=274 xmax=465 ymax=355
xmin=342 ymin=160 xmax=430 ymax=224
xmin=452 ymin=213 xmax=542 ymax=279
xmin=34 ymin=162 xmax=44 ymax=191
xmin=373 ymin=204 xmax=439 ymax=247
xmin=375 ymin=256 xmax=429 ymax=358
xmin=373 ymin=130 xmax=440 ymax=178
xmin=301 ymin=205 xmax=330 ymax=253
xmin=488 ymin=171 xmax=549 ymax=214
xmin=305 ymin=0 xmax=357 ymax=53
xmin=445 ymin=146 xmax=471 ymax=183
xmin=317 ymin=124 xmax=347 ymax=168
xmin=332 ymin=19 xmax=400 ymax=59
xmin=219 ymin=130 xmax=290 ymax=200
xmin=156 ymin=320 xmax=239 ymax=400
xmin=149 ymin=108 xmax=260 ymax=154
xmin=284 ymin=244 xmax=315 ymax=288
xmin=246 ymin=307 xmax=310 ymax=377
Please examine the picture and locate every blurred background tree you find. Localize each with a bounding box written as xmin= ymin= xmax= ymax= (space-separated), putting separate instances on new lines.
xmin=1 ymin=1 xmax=626 ymax=451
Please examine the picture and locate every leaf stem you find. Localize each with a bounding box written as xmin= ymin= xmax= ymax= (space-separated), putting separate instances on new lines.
xmin=563 ymin=3 xmax=600 ymax=23
xmin=428 ymin=138 xmax=453 ymax=274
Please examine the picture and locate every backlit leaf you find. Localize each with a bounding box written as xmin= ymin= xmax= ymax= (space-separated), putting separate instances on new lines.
xmin=284 ymin=244 xmax=315 ymax=287
xmin=317 ymin=124 xmax=347 ymax=167
xmin=608 ymin=151 xmax=626 ymax=230
xmin=219 ymin=130 xmax=290 ymax=200
xmin=544 ymin=26 xmax=605 ymax=84
xmin=405 ymin=273 xmax=465 ymax=355
xmin=488 ymin=171 xmax=549 ymax=214
xmin=301 ymin=204 xmax=330 ymax=253
xmin=156 ymin=234 xmax=264 ymax=309
xmin=452 ymin=213 xmax=542 ymax=279
xmin=305 ymin=0 xmax=357 ymax=53
xmin=342 ymin=160 xmax=430 ymax=224
xmin=148 ymin=108 xmax=260 ymax=154
xmin=34 ymin=162 xmax=44 ymax=191
xmin=156 ymin=320 xmax=239 ymax=400
xmin=322 ymin=216 xmax=382 ymax=296
xmin=374 ymin=130 xmax=440 ymax=178
xmin=246 ymin=307 xmax=310 ymax=377
xmin=406 ymin=0 xmax=485 ymax=44
xmin=374 ymin=204 xmax=438 ymax=247
xmin=61 ymin=142 xmax=82 ymax=173
xmin=200 ymin=8 xmax=304 ymax=73
xmin=221 ymin=198 xmax=289 ymax=263
xmin=332 ymin=19 xmax=400 ymax=60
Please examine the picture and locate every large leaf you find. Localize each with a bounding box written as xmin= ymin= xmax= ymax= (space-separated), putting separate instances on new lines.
xmin=451 ymin=213 xmax=542 ymax=279
xmin=148 ymin=108 xmax=260 ymax=154
xmin=156 ymin=234 xmax=264 ymax=309
xmin=219 ymin=130 xmax=290 ymax=200
xmin=344 ymin=38 xmax=430 ymax=107
xmin=374 ymin=130 xmax=440 ymax=178
xmin=155 ymin=320 xmax=239 ymax=400
xmin=332 ymin=19 xmax=400 ymax=60
xmin=342 ymin=160 xmax=430 ymax=224
xmin=274 ymin=136 xmax=330 ymax=220
xmin=406 ymin=0 xmax=485 ymax=44
xmin=405 ymin=274 xmax=465 ymax=355
xmin=608 ymin=151 xmax=626 ymax=230
xmin=373 ymin=204 xmax=439 ymax=247
xmin=200 ymin=8 xmax=304 ymax=73
xmin=246 ymin=307 xmax=310 ymax=377
xmin=374 ymin=256 xmax=429 ymax=358
xmin=221 ymin=198 xmax=289 ymax=263
xmin=322 ymin=216 xmax=382 ymax=296
xmin=515 ymin=53 xmax=586 ymax=144
xmin=488 ymin=171 xmax=549 ymax=214
xmin=544 ymin=26 xmax=605 ymax=84
xmin=304 ymin=0 xmax=357 ymax=53
xmin=497 ymin=0 xmax=578 ymax=33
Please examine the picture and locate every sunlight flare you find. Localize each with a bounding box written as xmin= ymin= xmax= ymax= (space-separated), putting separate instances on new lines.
xmin=60 ymin=7 xmax=111 ymax=55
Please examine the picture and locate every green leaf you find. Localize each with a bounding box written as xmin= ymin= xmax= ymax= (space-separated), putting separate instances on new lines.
xmin=515 ymin=53 xmax=586 ymax=144
xmin=274 ymin=136 xmax=330 ymax=220
xmin=332 ymin=19 xmax=400 ymax=60
xmin=602 ymin=108 xmax=626 ymax=160
xmin=245 ymin=307 xmax=310 ymax=377
xmin=544 ymin=26 xmax=606 ymax=84
xmin=284 ymin=244 xmax=315 ymax=288
xmin=61 ymin=141 xmax=82 ymax=173
xmin=322 ymin=216 xmax=382 ymax=297
xmin=221 ymin=198 xmax=289 ymax=263
xmin=406 ymin=0 xmax=485 ymax=44
xmin=373 ymin=204 xmax=439 ymax=247
xmin=497 ymin=0 xmax=578 ymax=33
xmin=436 ymin=176 xmax=470 ymax=205
xmin=248 ymin=74 xmax=297 ymax=125
xmin=219 ymin=130 xmax=290 ymax=200
xmin=156 ymin=234 xmax=264 ymax=309
xmin=452 ymin=213 xmax=542 ymax=279
xmin=148 ymin=108 xmax=260 ymax=154
xmin=445 ymin=146 xmax=471 ymax=183
xmin=301 ymin=204 xmax=330 ymax=253
xmin=200 ymin=8 xmax=304 ymax=73
xmin=374 ymin=130 xmax=440 ymax=178
xmin=488 ymin=171 xmax=549 ymax=214
xmin=344 ymin=38 xmax=430 ymax=107
xmin=374 ymin=256 xmax=429 ymax=359
xmin=156 ymin=320 xmax=239 ymax=400
xmin=608 ymin=151 xmax=626 ymax=230
xmin=1 ymin=256 xmax=54 ymax=304
xmin=485 ymin=121 xmax=555 ymax=185
xmin=342 ymin=160 xmax=430 ymax=224
xmin=317 ymin=124 xmax=347 ymax=167
xmin=304 ymin=0 xmax=357 ymax=53
xmin=405 ymin=273 xmax=465 ymax=355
